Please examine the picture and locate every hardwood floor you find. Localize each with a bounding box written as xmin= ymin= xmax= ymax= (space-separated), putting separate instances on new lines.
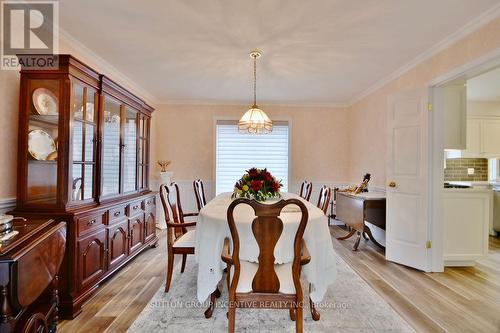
xmin=59 ymin=228 xmax=500 ymax=333
xmin=58 ymin=230 xmax=168 ymax=333
xmin=331 ymin=225 xmax=500 ymax=333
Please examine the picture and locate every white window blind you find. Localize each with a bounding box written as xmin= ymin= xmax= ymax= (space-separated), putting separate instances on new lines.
xmin=216 ymin=121 xmax=289 ymax=194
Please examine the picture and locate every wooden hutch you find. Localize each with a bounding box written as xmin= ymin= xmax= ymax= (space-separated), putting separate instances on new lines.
xmin=12 ymin=55 xmax=158 ymax=319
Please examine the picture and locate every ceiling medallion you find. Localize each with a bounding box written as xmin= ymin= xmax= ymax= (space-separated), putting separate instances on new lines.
xmin=238 ymin=50 xmax=272 ymax=134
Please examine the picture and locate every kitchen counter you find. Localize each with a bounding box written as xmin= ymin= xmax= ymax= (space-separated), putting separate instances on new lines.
xmin=447 ymin=181 xmax=500 ymax=188
xmin=444 ymin=186 xmax=493 ymax=193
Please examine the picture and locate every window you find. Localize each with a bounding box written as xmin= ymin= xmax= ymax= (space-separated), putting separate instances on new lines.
xmin=216 ymin=120 xmax=289 ymax=194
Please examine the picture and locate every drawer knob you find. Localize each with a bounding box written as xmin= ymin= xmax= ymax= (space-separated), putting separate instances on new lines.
xmin=87 ymin=219 xmax=96 ymax=226
xmin=388 ymin=181 xmax=397 ymax=188
xmin=114 ymin=211 xmax=121 ymax=217
xmin=133 ymin=205 xmax=139 ymax=210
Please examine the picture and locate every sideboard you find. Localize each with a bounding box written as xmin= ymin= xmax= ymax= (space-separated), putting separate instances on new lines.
xmin=0 ymin=219 xmax=66 ymax=333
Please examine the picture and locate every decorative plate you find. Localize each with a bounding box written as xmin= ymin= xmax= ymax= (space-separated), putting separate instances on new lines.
xmin=32 ymin=88 xmax=58 ymax=115
xmin=28 ymin=129 xmax=57 ymax=160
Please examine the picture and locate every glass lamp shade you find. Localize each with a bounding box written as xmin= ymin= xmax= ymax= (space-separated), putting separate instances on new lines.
xmin=238 ymin=106 xmax=273 ymax=134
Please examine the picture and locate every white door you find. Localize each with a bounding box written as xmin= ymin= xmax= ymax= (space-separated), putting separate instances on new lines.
xmin=386 ymin=88 xmax=430 ymax=271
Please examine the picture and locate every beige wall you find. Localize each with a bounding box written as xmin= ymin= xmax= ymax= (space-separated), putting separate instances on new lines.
xmin=150 ymin=104 xmax=351 ymax=184
xmin=348 ymin=18 xmax=500 ymax=188
xmin=1 ymin=17 xmax=500 ymax=201
xmin=0 ymin=69 xmax=20 ymax=200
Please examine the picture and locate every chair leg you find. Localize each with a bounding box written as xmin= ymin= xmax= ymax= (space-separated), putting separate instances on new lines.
xmin=181 ymin=254 xmax=187 ymax=273
xmin=164 ymin=248 xmax=174 ymax=292
xmin=226 ymin=264 xmax=231 ymax=291
xmin=228 ymin=304 xmax=236 ymax=333
xmin=289 ymin=307 xmax=296 ymax=321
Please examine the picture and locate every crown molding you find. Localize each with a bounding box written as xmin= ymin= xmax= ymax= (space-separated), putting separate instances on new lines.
xmin=54 ymin=2 xmax=500 ymax=109
xmin=156 ymin=99 xmax=349 ymax=108
xmin=57 ymin=27 xmax=158 ymax=105
xmin=347 ymin=3 xmax=500 ymax=106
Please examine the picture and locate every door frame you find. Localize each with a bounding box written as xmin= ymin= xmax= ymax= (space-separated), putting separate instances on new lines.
xmin=428 ymin=47 xmax=500 ymax=272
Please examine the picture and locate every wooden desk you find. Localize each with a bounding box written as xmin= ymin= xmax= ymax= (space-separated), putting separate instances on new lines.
xmin=335 ymin=192 xmax=386 ymax=251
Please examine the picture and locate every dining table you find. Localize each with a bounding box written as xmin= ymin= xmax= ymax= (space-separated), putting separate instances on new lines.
xmin=195 ymin=192 xmax=338 ymax=309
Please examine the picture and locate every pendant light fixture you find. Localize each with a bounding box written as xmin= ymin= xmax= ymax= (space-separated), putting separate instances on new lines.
xmin=238 ymin=50 xmax=272 ymax=134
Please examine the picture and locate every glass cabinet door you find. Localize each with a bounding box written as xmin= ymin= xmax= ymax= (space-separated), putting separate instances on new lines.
xmin=123 ymin=107 xmax=138 ymax=193
xmin=101 ymin=96 xmax=121 ymax=197
xmin=71 ymin=81 xmax=97 ymax=202
xmin=26 ymin=79 xmax=60 ymax=204
xmin=138 ymin=114 xmax=150 ymax=190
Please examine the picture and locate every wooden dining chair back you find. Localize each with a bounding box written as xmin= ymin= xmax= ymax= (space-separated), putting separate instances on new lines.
xmin=317 ymin=185 xmax=332 ymax=214
xmin=299 ymin=180 xmax=312 ymax=201
xmin=224 ymin=198 xmax=309 ymax=333
xmin=159 ymin=183 xmax=198 ymax=292
xmin=193 ymin=179 xmax=207 ymax=211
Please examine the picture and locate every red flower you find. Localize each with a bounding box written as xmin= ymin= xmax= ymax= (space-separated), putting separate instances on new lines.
xmin=271 ymin=181 xmax=280 ymax=192
xmin=251 ymin=180 xmax=263 ymax=191
xmin=248 ymin=168 xmax=258 ymax=178
xmin=263 ymin=171 xmax=273 ymax=182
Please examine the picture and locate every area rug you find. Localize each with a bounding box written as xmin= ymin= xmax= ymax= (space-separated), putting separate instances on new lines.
xmin=127 ymin=254 xmax=415 ymax=333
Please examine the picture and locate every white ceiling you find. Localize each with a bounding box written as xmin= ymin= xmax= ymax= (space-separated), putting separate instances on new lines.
xmin=58 ymin=0 xmax=500 ymax=105
xmin=467 ymin=66 xmax=500 ymax=101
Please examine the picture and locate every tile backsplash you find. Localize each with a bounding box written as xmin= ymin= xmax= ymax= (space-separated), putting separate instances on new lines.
xmin=444 ymin=158 xmax=488 ymax=181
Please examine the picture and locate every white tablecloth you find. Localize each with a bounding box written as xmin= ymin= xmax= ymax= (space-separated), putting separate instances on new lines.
xmin=195 ymin=192 xmax=337 ymax=303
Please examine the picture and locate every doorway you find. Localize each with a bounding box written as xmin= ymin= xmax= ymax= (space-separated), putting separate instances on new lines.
xmin=430 ymin=49 xmax=500 ymax=272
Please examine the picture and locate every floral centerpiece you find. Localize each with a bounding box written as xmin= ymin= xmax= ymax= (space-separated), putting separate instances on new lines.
xmin=232 ymin=168 xmax=282 ymax=202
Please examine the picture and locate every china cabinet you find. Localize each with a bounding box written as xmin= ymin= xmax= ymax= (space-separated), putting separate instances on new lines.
xmin=11 ymin=55 xmax=158 ymax=319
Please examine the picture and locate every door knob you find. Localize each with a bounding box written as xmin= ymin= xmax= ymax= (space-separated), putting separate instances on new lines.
xmin=388 ymin=181 xmax=397 ymax=188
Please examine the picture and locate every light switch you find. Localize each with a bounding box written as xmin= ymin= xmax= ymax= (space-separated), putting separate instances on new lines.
xmin=467 ymin=168 xmax=475 ymax=175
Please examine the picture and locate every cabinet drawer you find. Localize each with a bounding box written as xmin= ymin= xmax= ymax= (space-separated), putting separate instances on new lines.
xmin=143 ymin=197 xmax=155 ymax=211
xmin=108 ymin=206 xmax=126 ymax=223
xmin=127 ymin=200 xmax=143 ymax=216
xmin=77 ymin=214 xmax=104 ymax=236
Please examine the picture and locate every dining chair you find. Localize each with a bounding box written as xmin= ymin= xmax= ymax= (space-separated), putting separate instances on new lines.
xmin=299 ymin=180 xmax=312 ymax=201
xmin=317 ymin=185 xmax=332 ymax=214
xmin=221 ymin=198 xmax=313 ymax=333
xmin=193 ymin=179 xmax=207 ymax=211
xmin=159 ymin=182 xmax=199 ymax=292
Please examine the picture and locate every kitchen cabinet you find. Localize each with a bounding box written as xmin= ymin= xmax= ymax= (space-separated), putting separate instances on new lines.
xmin=481 ymin=120 xmax=500 ymax=155
xmin=462 ymin=119 xmax=481 ymax=156
xmin=441 ymin=83 xmax=467 ymax=150
xmin=461 ymin=117 xmax=500 ymax=158
xmin=443 ymin=188 xmax=492 ymax=266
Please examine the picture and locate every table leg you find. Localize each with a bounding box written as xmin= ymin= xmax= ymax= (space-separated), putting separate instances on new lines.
xmin=364 ymin=226 xmax=385 ymax=249
xmin=204 ymin=287 xmax=221 ymax=319
xmin=336 ymin=228 xmax=356 ymax=241
xmin=353 ymin=231 xmax=361 ymax=251
xmin=309 ymin=284 xmax=320 ymax=321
